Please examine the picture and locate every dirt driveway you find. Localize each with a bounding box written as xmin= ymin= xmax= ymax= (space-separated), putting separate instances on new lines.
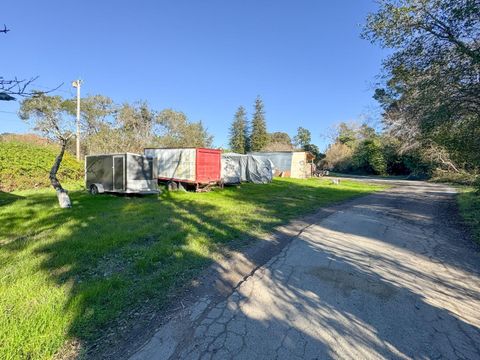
xmin=130 ymin=181 xmax=480 ymax=359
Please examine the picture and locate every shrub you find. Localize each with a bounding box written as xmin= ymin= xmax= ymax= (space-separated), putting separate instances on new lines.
xmin=430 ymin=169 xmax=478 ymax=186
xmin=321 ymin=142 xmax=353 ymax=172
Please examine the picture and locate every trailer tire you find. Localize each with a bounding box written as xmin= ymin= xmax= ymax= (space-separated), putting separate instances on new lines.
xmin=89 ymin=184 xmax=99 ymax=195
xmin=167 ymin=181 xmax=178 ymax=191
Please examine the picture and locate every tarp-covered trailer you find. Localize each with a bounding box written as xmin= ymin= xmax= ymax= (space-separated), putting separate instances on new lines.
xmin=144 ymin=148 xmax=221 ymax=190
xmin=221 ymin=153 xmax=273 ymax=184
xmin=249 ymin=151 xmax=314 ymax=179
xmin=85 ymin=153 xmax=158 ymax=195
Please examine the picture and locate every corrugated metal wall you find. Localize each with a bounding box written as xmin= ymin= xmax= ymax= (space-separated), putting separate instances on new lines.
xmin=196 ymin=148 xmax=221 ymax=183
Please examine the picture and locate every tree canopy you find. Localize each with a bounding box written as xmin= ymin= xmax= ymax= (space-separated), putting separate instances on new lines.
xmin=293 ymin=127 xmax=311 ymax=148
xmin=322 ymin=122 xmax=420 ymax=176
xmin=363 ymin=0 xmax=480 ymax=174
xmin=263 ymin=132 xmax=293 ymax=151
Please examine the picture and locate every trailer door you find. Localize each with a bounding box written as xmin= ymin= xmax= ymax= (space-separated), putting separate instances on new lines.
xmin=196 ymin=148 xmax=221 ymax=183
xmin=113 ymin=155 xmax=125 ymax=191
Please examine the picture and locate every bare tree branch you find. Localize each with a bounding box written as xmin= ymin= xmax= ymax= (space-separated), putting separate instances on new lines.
xmin=0 ymin=24 xmax=10 ymax=34
xmin=0 ymin=77 xmax=63 ymax=101
xmin=1 ymin=25 xmax=63 ymax=100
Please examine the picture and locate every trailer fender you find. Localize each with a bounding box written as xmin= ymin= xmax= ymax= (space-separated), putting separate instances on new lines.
xmin=89 ymin=183 xmax=105 ymax=195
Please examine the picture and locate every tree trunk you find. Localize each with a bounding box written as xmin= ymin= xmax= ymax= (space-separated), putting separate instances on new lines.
xmin=50 ymin=139 xmax=72 ymax=208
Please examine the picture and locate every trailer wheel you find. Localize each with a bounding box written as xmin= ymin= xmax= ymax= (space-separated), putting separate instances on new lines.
xmin=89 ymin=184 xmax=99 ymax=195
xmin=167 ymin=181 xmax=178 ymax=191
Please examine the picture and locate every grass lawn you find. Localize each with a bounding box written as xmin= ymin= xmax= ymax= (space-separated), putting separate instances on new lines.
xmin=328 ymin=172 xmax=410 ymax=180
xmin=457 ymin=187 xmax=480 ymax=245
xmin=0 ymin=178 xmax=384 ymax=359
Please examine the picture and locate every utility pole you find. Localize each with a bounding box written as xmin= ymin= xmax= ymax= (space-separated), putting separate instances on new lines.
xmin=72 ymin=80 xmax=82 ymax=161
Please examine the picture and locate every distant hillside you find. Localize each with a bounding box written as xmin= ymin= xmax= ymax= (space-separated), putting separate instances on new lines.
xmin=0 ymin=133 xmax=50 ymax=146
xmin=0 ymin=136 xmax=83 ymax=191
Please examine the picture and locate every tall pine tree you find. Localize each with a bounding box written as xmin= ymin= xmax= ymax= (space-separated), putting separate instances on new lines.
xmin=249 ymin=96 xmax=268 ymax=151
xmin=229 ymin=106 xmax=248 ymax=154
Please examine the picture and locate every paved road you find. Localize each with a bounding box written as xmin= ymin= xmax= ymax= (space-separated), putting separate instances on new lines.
xmin=131 ymin=182 xmax=480 ymax=359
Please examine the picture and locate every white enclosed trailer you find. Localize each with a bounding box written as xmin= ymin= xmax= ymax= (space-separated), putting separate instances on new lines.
xmin=144 ymin=148 xmax=222 ymax=187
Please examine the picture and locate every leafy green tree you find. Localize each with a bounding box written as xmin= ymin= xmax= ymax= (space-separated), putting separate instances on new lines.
xmin=264 ymin=132 xmax=293 ymax=151
xmin=268 ymin=132 xmax=292 ymax=146
xmin=249 ymin=96 xmax=268 ymax=151
xmin=80 ymin=95 xmax=116 ymax=133
xmin=87 ymin=106 xmax=214 ymax=153
xmin=292 ymin=126 xmax=323 ymax=160
xmin=363 ymin=0 xmax=480 ymax=175
xmin=293 ymin=127 xmax=311 ymax=148
xmin=156 ymin=109 xmax=213 ymax=148
xmin=116 ymin=101 xmax=156 ymax=152
xmin=229 ymin=106 xmax=248 ymax=153
xmin=336 ymin=122 xmax=358 ymax=147
xmin=84 ymin=101 xmax=156 ymax=154
xmin=353 ymin=138 xmax=387 ymax=175
xmin=19 ymin=93 xmax=76 ymax=208
xmin=326 ymin=122 xmax=389 ymax=174
xmin=358 ymin=123 xmax=376 ymax=140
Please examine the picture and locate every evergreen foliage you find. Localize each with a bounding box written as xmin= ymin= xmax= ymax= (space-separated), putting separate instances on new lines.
xmin=229 ymin=106 xmax=248 ymax=154
xmin=249 ymin=97 xmax=268 ymax=151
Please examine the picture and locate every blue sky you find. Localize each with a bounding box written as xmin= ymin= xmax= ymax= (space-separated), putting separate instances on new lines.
xmin=0 ymin=0 xmax=386 ymax=150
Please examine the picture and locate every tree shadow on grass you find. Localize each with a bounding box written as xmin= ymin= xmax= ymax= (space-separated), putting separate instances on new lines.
xmin=0 ymin=191 xmax=24 ymax=206
xmin=0 ymin=179 xmax=378 ymax=358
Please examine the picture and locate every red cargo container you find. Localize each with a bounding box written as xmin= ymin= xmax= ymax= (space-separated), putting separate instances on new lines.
xmin=144 ymin=147 xmax=221 ymax=188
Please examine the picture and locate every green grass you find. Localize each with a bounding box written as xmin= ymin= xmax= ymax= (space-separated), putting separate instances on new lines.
xmin=328 ymin=172 xmax=410 ymax=180
xmin=0 ymin=140 xmax=82 ymax=192
xmin=457 ymin=187 xmax=480 ymax=245
xmin=0 ymin=178 xmax=385 ymax=359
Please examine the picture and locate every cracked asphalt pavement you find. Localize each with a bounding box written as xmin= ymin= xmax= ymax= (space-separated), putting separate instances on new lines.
xmin=130 ymin=181 xmax=480 ymax=359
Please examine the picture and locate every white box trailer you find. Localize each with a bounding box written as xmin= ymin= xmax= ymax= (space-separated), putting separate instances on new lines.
xmin=144 ymin=148 xmax=222 ymax=185
xmin=85 ymin=153 xmax=159 ymax=195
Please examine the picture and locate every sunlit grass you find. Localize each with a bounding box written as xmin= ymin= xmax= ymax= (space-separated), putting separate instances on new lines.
xmin=0 ymin=178 xmax=385 ymax=359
